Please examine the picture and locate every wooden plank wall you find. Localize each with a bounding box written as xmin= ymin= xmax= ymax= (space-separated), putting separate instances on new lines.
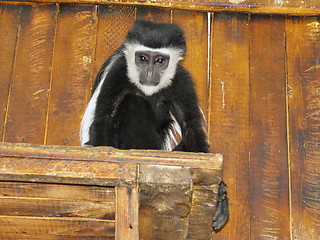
xmin=0 ymin=2 xmax=319 ymax=239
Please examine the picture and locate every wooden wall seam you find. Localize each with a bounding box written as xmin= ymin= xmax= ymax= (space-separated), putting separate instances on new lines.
xmin=1 ymin=5 xmax=21 ymax=143
xmin=284 ymin=16 xmax=294 ymax=240
xmin=43 ymin=3 xmax=59 ymax=145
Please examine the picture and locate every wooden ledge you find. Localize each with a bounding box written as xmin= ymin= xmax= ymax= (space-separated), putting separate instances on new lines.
xmin=0 ymin=142 xmax=223 ymax=239
xmin=0 ymin=142 xmax=223 ymax=187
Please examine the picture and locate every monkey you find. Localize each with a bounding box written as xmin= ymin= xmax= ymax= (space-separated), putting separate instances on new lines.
xmin=80 ymin=20 xmax=229 ymax=230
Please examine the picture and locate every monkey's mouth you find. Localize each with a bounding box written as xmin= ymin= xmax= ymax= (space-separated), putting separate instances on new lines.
xmin=139 ymin=80 xmax=160 ymax=86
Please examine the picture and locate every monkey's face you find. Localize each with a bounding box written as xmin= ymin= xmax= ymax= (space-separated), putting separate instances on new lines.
xmin=135 ymin=51 xmax=170 ymax=87
xmin=124 ymin=44 xmax=184 ymax=96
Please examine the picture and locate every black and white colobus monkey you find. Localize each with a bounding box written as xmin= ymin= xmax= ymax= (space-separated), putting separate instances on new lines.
xmin=80 ymin=20 xmax=228 ymax=230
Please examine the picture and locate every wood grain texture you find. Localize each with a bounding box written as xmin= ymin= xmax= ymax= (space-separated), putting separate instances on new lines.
xmin=0 ymin=4 xmax=20 ymax=140
xmin=0 ymin=197 xmax=115 ymax=219
xmin=249 ymin=15 xmax=290 ymax=239
xmin=0 ymin=156 xmax=136 ymax=187
xmin=138 ymin=165 xmax=192 ymax=240
xmin=45 ymin=4 xmax=96 ymax=146
xmin=173 ymin=10 xmax=209 ymax=120
xmin=4 ymin=4 xmax=57 ymax=144
xmin=0 ymin=216 xmax=115 ymax=239
xmin=286 ymin=16 xmax=320 ymax=240
xmin=3 ymin=0 xmax=320 ymax=16
xmin=187 ymin=186 xmax=219 ymax=240
xmin=0 ymin=142 xmax=223 ymax=170
xmin=92 ymin=5 xmax=135 ymax=90
xmin=116 ymin=187 xmax=139 ymax=240
xmin=208 ymin=12 xmax=250 ymax=240
xmin=136 ymin=6 xmax=171 ymax=23
xmin=0 ymin=181 xmax=115 ymax=202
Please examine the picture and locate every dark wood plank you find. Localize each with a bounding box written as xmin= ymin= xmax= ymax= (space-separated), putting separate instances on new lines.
xmin=249 ymin=15 xmax=290 ymax=239
xmin=3 ymin=0 xmax=320 ymax=16
xmin=208 ymin=12 xmax=250 ymax=239
xmin=92 ymin=5 xmax=135 ymax=89
xmin=0 ymin=197 xmax=115 ymax=219
xmin=45 ymin=4 xmax=96 ymax=146
xmin=286 ymin=16 xmax=320 ymax=240
xmin=4 ymin=4 xmax=57 ymax=144
xmin=0 ymin=4 xmax=20 ymax=140
xmin=173 ymin=10 xmax=209 ymax=120
xmin=0 ymin=216 xmax=115 ymax=239
xmin=0 ymin=182 xmax=115 ymax=202
xmin=115 ymin=187 xmax=139 ymax=240
xmin=138 ymin=165 xmax=192 ymax=239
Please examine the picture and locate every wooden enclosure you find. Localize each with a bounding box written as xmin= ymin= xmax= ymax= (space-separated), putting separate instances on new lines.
xmin=0 ymin=0 xmax=320 ymax=239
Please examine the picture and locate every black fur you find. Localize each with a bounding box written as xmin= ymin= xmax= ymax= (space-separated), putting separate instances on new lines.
xmin=83 ymin=20 xmax=228 ymax=230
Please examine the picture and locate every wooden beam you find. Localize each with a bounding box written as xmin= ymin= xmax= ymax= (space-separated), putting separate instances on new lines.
xmin=0 ymin=142 xmax=223 ymax=187
xmin=2 ymin=0 xmax=320 ymax=16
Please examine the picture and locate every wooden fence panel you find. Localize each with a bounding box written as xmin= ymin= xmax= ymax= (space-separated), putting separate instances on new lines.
xmin=4 ymin=4 xmax=56 ymax=144
xmin=249 ymin=15 xmax=290 ymax=239
xmin=45 ymin=4 xmax=96 ymax=146
xmin=0 ymin=4 xmax=20 ymax=140
xmin=208 ymin=12 xmax=250 ymax=240
xmin=286 ymin=16 xmax=320 ymax=240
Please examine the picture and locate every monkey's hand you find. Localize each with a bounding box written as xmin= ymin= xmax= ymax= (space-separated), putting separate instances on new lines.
xmin=212 ymin=181 xmax=229 ymax=231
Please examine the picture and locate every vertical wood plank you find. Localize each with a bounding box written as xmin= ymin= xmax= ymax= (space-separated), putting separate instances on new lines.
xmin=173 ymin=11 xmax=209 ymax=120
xmin=136 ymin=6 xmax=171 ymax=23
xmin=4 ymin=4 xmax=57 ymax=144
xmin=93 ymin=5 xmax=135 ymax=89
xmin=286 ymin=16 xmax=320 ymax=240
xmin=116 ymin=187 xmax=139 ymax=240
xmin=249 ymin=15 xmax=290 ymax=239
xmin=208 ymin=12 xmax=250 ymax=239
xmin=138 ymin=165 xmax=192 ymax=240
xmin=0 ymin=4 xmax=20 ymax=140
xmin=45 ymin=4 xmax=96 ymax=146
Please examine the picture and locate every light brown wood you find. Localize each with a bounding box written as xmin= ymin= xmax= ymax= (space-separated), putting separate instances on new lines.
xmin=0 ymin=182 xmax=115 ymax=202
xmin=0 ymin=197 xmax=115 ymax=219
xmin=136 ymin=5 xmax=171 ymax=23
xmin=0 ymin=142 xmax=223 ymax=239
xmin=286 ymin=16 xmax=320 ymax=240
xmin=116 ymin=187 xmax=139 ymax=240
xmin=208 ymin=12 xmax=250 ymax=240
xmin=0 ymin=216 xmax=115 ymax=239
xmin=45 ymin=4 xmax=96 ymax=146
xmin=3 ymin=0 xmax=320 ymax=16
xmin=138 ymin=165 xmax=192 ymax=240
xmin=4 ymin=4 xmax=56 ymax=144
xmin=0 ymin=142 xmax=223 ymax=170
xmin=249 ymin=15 xmax=290 ymax=239
xmin=0 ymin=4 xmax=20 ymax=140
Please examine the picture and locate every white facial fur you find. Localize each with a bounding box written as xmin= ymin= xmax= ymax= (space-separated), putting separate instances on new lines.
xmin=124 ymin=43 xmax=184 ymax=96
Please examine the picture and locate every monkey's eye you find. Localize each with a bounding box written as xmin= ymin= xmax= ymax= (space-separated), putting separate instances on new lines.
xmin=155 ymin=57 xmax=165 ymax=65
xmin=139 ymin=56 xmax=148 ymax=63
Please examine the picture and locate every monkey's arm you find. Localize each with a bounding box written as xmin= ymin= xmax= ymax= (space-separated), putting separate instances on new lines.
xmin=82 ymin=52 xmax=127 ymax=147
